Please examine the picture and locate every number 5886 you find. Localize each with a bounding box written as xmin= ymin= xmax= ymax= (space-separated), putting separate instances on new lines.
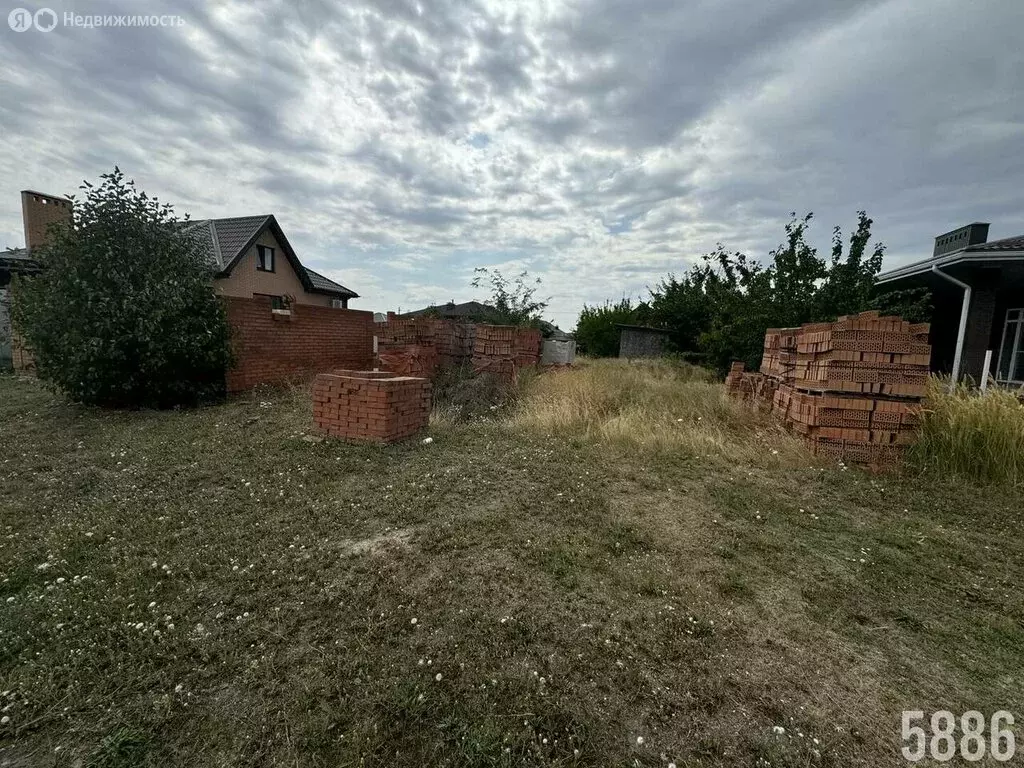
xmin=902 ymin=710 xmax=1015 ymax=762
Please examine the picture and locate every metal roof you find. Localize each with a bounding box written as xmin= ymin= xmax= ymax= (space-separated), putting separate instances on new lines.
xmin=304 ymin=266 xmax=357 ymax=298
xmin=877 ymin=233 xmax=1024 ymax=284
xmin=187 ymin=216 xmax=358 ymax=298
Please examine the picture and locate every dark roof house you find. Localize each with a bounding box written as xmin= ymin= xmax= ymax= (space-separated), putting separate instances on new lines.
xmin=186 ymin=216 xmax=358 ymax=303
xmin=877 ymin=222 xmax=1024 ymax=385
xmin=15 ymin=191 xmax=360 ymax=309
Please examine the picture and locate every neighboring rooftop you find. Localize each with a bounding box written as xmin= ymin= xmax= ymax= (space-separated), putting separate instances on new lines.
xmin=0 ymin=247 xmax=41 ymax=271
xmin=401 ymin=301 xmax=500 ymax=321
xmin=878 ymin=225 xmax=1024 ymax=284
xmin=187 ymin=216 xmax=357 ymax=299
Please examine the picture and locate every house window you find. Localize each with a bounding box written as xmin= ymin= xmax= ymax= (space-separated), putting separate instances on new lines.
xmin=256 ymin=245 xmax=275 ymax=272
xmin=996 ymin=308 xmax=1024 ymax=383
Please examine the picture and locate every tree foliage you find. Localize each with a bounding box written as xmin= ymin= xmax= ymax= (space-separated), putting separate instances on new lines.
xmin=12 ymin=168 xmax=233 ymax=407
xmin=581 ymin=211 xmax=921 ymax=373
xmin=575 ymin=298 xmax=650 ymax=356
xmin=471 ymin=268 xmax=549 ymax=327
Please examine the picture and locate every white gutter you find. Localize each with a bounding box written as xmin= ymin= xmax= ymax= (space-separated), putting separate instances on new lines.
xmin=930 ymin=264 xmax=971 ymax=393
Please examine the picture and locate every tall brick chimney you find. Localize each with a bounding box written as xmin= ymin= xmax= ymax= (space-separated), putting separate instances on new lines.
xmin=21 ymin=190 xmax=72 ymax=251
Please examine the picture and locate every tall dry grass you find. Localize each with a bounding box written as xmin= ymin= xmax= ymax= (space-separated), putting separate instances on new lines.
xmin=911 ymin=378 xmax=1024 ymax=485
xmin=512 ymin=357 xmax=808 ymax=464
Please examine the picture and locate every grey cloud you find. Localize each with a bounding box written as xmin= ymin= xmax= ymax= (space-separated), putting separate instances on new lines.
xmin=1 ymin=0 xmax=1023 ymax=326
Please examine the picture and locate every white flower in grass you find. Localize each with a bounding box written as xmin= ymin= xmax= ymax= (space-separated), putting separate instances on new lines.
xmin=772 ymin=725 xmax=786 ymax=735
xmin=434 ymin=673 xmax=442 ymax=682
xmin=636 ymin=736 xmax=645 ymax=746
xmin=410 ymin=618 xmax=418 ymax=625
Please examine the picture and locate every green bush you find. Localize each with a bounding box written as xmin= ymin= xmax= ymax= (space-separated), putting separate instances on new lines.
xmin=575 ymin=298 xmax=649 ymax=357
xmin=12 ymin=168 xmax=232 ymax=408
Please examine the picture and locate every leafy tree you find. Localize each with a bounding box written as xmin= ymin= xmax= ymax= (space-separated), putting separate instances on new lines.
xmin=575 ymin=298 xmax=649 ymax=356
xmin=814 ymin=211 xmax=884 ymax=318
xmin=11 ymin=168 xmax=233 ymax=408
xmin=871 ymin=286 xmax=933 ymax=323
xmin=471 ymin=268 xmax=549 ymax=326
xmin=645 ymin=211 xmax=890 ymax=373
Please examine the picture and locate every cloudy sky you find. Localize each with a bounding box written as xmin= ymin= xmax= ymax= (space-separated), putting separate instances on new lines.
xmin=1 ymin=0 xmax=1022 ymax=328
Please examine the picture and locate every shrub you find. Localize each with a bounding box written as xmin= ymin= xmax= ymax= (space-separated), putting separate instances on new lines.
xmin=910 ymin=378 xmax=1024 ymax=485
xmin=12 ymin=169 xmax=232 ymax=408
xmin=575 ymin=298 xmax=649 ymax=357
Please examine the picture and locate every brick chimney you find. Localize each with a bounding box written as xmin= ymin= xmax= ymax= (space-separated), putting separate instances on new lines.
xmin=21 ymin=190 xmax=72 ymax=251
xmin=933 ymin=222 xmax=989 ymax=258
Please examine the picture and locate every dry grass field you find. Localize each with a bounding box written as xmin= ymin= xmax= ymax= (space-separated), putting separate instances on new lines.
xmin=1 ymin=361 xmax=1022 ymax=766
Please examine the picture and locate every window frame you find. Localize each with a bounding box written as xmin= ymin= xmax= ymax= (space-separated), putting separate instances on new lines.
xmin=995 ymin=308 xmax=1024 ymax=384
xmin=256 ymin=244 xmax=275 ymax=273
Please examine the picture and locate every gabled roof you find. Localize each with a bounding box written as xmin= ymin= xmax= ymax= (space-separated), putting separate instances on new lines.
xmin=304 ymin=266 xmax=356 ymax=297
xmin=401 ymin=300 xmax=500 ymax=320
xmin=186 ymin=215 xmax=358 ymax=299
xmin=878 ymin=232 xmax=1024 ymax=284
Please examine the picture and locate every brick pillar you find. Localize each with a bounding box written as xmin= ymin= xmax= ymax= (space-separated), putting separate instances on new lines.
xmin=962 ymin=287 xmax=997 ymax=383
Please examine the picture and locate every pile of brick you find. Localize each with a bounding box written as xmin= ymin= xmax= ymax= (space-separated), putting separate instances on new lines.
xmin=472 ymin=325 xmax=542 ymax=379
xmin=432 ymin=321 xmax=477 ymax=367
xmin=312 ymin=369 xmax=431 ymax=443
xmin=728 ymin=311 xmax=931 ymax=470
xmin=376 ymin=316 xmax=542 ymax=380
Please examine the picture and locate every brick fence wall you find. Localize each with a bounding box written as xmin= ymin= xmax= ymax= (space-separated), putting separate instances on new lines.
xmin=224 ymin=296 xmax=374 ymax=393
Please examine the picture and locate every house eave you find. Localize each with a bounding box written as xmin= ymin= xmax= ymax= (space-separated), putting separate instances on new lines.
xmin=877 ymin=250 xmax=1024 ymax=284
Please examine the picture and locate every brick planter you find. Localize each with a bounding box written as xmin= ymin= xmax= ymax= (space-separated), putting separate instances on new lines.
xmin=312 ymin=370 xmax=431 ymax=443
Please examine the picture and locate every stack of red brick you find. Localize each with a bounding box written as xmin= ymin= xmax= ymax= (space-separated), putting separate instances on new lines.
xmin=376 ymin=315 xmax=542 ymax=381
xmin=728 ymin=311 xmax=931 ymax=470
xmin=376 ymin=317 xmax=442 ymax=378
xmin=471 ymin=325 xmax=542 ymax=379
xmin=312 ymin=370 xmax=431 ymax=443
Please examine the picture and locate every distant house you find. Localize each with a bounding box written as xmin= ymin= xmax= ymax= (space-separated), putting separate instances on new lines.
xmin=400 ymin=301 xmax=502 ymax=323
xmin=617 ymin=324 xmax=670 ymax=358
xmin=401 ymin=300 xmax=570 ymax=339
xmin=17 ymin=190 xmax=359 ymax=309
xmin=877 ymin=222 xmax=1024 ymax=385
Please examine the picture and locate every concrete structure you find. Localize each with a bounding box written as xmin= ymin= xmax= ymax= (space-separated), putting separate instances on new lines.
xmin=541 ymin=338 xmax=576 ymax=366
xmin=617 ymin=324 xmax=671 ymax=358
xmin=878 ymin=223 xmax=1024 ymax=386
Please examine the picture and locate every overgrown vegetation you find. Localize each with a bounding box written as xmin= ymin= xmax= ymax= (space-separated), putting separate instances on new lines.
xmin=2 ymin=373 xmax=1021 ymax=766
xmin=576 ymin=213 xmax=932 ymax=372
xmin=429 ymin=363 xmax=523 ymax=423
xmin=471 ymin=268 xmax=549 ymax=327
xmin=513 ymin=358 xmax=808 ymax=463
xmin=574 ymin=298 xmax=644 ymax=356
xmin=910 ymin=378 xmax=1024 ymax=485
xmin=11 ymin=168 xmax=232 ymax=408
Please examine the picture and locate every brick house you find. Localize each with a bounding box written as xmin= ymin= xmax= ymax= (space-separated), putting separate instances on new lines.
xmin=877 ymin=222 xmax=1024 ymax=386
xmin=14 ymin=190 xmax=359 ymax=308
